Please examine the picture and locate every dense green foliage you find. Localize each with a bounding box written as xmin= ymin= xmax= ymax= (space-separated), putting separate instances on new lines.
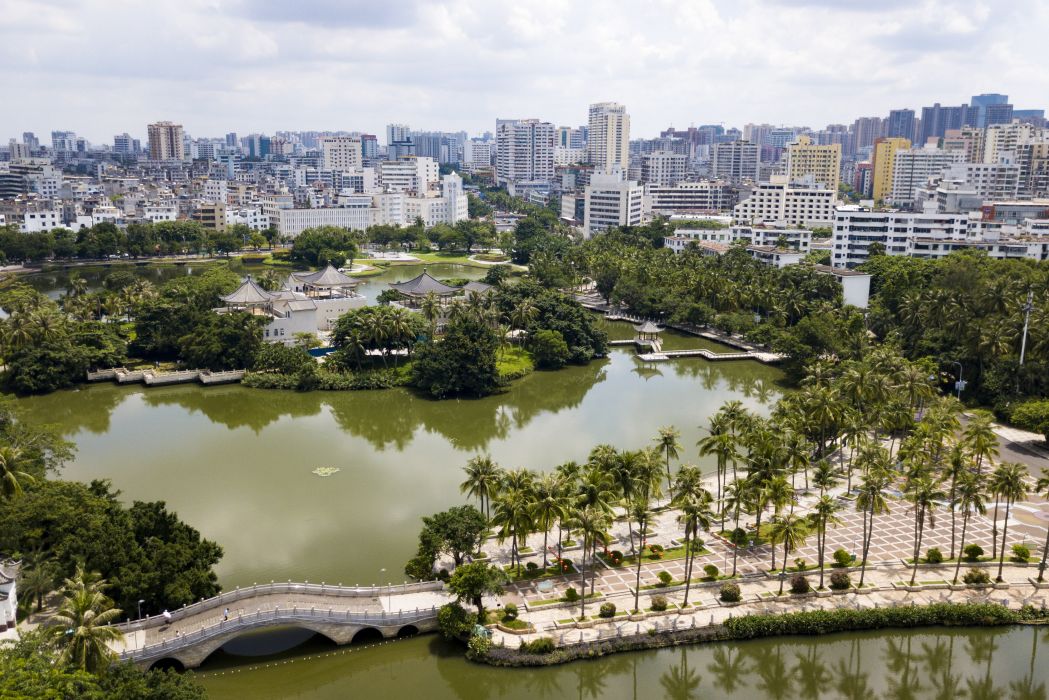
xmin=436 ymin=602 xmax=475 ymax=640
xmin=447 ymin=561 xmax=507 ymax=618
xmin=411 ymin=312 xmax=501 ymax=398
xmin=289 ymin=226 xmax=359 ymax=267
xmin=330 ymin=305 xmax=426 ymax=369
xmin=404 ymin=505 xmax=487 ymax=580
xmin=0 ymin=632 xmax=206 ymax=699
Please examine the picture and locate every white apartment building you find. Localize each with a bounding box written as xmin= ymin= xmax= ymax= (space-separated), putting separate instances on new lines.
xmin=320 ymin=136 xmax=363 ymax=171
xmin=587 ymin=102 xmax=630 ymax=172
xmin=640 ymin=151 xmax=687 ymax=186
xmin=203 ymin=178 xmax=228 ymax=203
xmin=402 ymin=173 xmax=468 ymax=227
xmin=941 ymin=162 xmax=1021 ymax=201
xmin=378 ymin=157 xmax=438 ymax=194
xmin=984 ymin=121 xmax=1045 ymax=164
xmin=226 ymin=206 xmax=270 ymax=231
xmin=663 ymin=224 xmax=811 ymax=253
xmin=276 ymin=202 xmax=374 ymax=237
xmin=554 ymin=147 xmax=586 ymax=166
xmin=496 ymin=119 xmax=555 ymax=185
xmin=733 ymin=175 xmax=837 ymax=228
xmin=831 ymin=205 xmax=972 ymax=267
xmin=463 ymin=140 xmax=493 ymax=170
xmin=645 ymin=181 xmax=734 ymax=216
xmin=21 ymin=210 xmax=62 ymax=232
xmin=142 ymin=204 xmax=177 ymax=223
xmin=712 ymin=141 xmax=759 ymax=182
xmin=584 ymin=170 xmax=643 ymax=236
xmin=888 ymin=147 xmax=964 ymax=207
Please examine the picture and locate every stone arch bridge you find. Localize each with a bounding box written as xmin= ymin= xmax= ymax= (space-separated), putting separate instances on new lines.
xmin=111 ymin=581 xmax=448 ymax=669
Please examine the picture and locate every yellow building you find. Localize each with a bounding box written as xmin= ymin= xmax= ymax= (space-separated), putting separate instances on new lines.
xmin=871 ymin=137 xmax=911 ymax=202
xmin=785 ymin=135 xmax=842 ymax=193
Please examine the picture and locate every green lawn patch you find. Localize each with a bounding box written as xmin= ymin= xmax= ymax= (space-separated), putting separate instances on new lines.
xmin=919 ymin=579 xmax=950 ymax=586
xmin=648 ymin=603 xmax=678 ymax=612
xmin=599 ymin=544 xmax=710 ymax=568
xmin=503 ymin=561 xmax=578 ymax=582
xmin=474 ymin=253 xmax=509 ymax=262
xmin=497 ymin=346 xmax=534 ymax=381
xmin=530 ymin=592 xmax=602 ymax=607
xmin=639 ymin=574 xmax=734 ymax=590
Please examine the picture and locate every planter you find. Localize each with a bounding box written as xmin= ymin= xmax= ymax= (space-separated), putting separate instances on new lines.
xmin=496 ymin=623 xmax=535 ymax=635
xmin=718 ymin=600 xmax=743 ymax=608
xmin=1028 ymin=578 xmax=1049 ymax=590
xmin=950 ymin=584 xmax=967 ymax=591
xmin=993 ymin=582 xmax=1011 ymax=590
xmin=627 ymin=614 xmax=645 ymax=622
xmin=789 ymin=591 xmax=818 ymax=600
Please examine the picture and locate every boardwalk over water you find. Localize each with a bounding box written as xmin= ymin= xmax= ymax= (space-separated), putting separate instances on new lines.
xmin=111 ymin=581 xmax=451 ymax=669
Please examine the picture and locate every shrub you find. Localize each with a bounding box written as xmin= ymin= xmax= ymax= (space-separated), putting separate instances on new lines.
xmin=720 ymin=583 xmax=742 ymax=603
xmin=521 ymin=637 xmax=556 ymax=654
xmin=964 ymin=544 xmax=984 ymax=562
xmin=832 ymin=548 xmax=852 ymax=567
xmin=963 ymin=568 xmax=992 ymax=586
xmin=599 ymin=602 xmax=617 ymax=619
xmin=437 ymin=603 xmax=475 ymax=640
xmin=530 ymin=329 xmax=571 ymax=369
xmin=730 ymin=528 xmax=749 ymax=547
xmin=502 ymin=603 xmax=518 ymax=621
xmin=794 ymin=558 xmax=808 ymax=571
xmin=609 ymin=550 xmax=624 ymax=565
xmin=466 ymin=633 xmax=491 ymax=659
xmin=1012 ymin=544 xmax=1032 ymax=562
xmin=703 ymin=564 xmax=719 ymax=580
xmin=690 ymin=539 xmax=705 ymax=553
xmin=1010 ymin=399 xmax=1049 ymax=443
xmin=564 ymin=587 xmax=580 ymax=602
xmin=925 ymin=548 xmax=944 ymax=564
xmin=829 ymin=571 xmax=851 ymax=590
xmin=650 ymin=544 xmax=665 ymax=559
xmin=526 ymin=561 xmax=539 ymax=571
xmin=558 ymin=558 xmax=573 ymax=573
xmin=657 ymin=571 xmax=673 ymax=587
xmin=790 ymin=575 xmax=811 ymax=594
xmin=651 ymin=595 xmax=668 ymax=611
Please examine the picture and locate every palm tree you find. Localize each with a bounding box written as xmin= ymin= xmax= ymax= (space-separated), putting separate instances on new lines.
xmin=762 ymin=476 xmax=795 ymax=569
xmin=810 ymin=495 xmax=842 ymax=589
xmin=944 ymin=445 xmax=968 ymax=560
xmin=769 ymin=513 xmax=808 ymax=592
xmin=856 ymin=472 xmax=890 ymax=588
xmin=698 ymin=415 xmax=737 ymax=521
xmin=723 ymin=478 xmax=750 ymax=577
xmin=654 ymin=426 xmax=682 ymax=500
xmin=491 ymin=486 xmax=532 ymax=575
xmin=676 ymin=492 xmax=714 ymax=606
xmin=963 ymin=411 xmax=999 ymax=477
xmin=48 ymin=567 xmax=122 ymax=673
xmin=952 ymin=470 xmax=987 ymax=584
xmin=573 ymin=506 xmax=610 ymax=619
xmin=905 ymin=475 xmax=947 ymax=586
xmin=459 ymin=455 xmax=500 ymax=519
xmin=812 ymin=459 xmax=839 ymax=497
xmin=0 ymin=446 xmax=34 ymax=500
xmin=629 ymin=497 xmax=653 ymax=613
xmin=576 ymin=465 xmax=618 ymax=517
xmin=1037 ymin=468 xmax=1049 ymax=583
xmin=420 ymin=291 xmax=440 ymax=338
xmin=531 ymin=474 xmax=565 ymax=569
xmin=19 ymin=561 xmax=57 ymax=613
xmin=993 ymin=462 xmax=1029 ymax=582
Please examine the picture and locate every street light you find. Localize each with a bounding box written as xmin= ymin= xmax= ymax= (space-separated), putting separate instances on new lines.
xmin=380 ymin=568 xmax=391 ymax=609
xmin=138 ymin=600 xmax=145 ymax=619
xmin=950 ymin=361 xmax=965 ymax=400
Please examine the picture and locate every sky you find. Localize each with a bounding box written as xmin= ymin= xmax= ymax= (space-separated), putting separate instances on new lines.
xmin=2 ymin=0 xmax=1048 ymax=144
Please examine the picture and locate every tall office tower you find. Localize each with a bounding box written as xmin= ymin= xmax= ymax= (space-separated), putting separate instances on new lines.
xmin=985 ymin=103 xmax=1015 ymax=127
xmin=743 ymin=123 xmax=774 ymax=146
xmin=113 ymin=133 xmax=136 ymax=155
xmin=587 ymin=102 xmax=630 ymax=173
xmin=386 ymin=124 xmax=411 ymax=146
xmin=319 ymin=136 xmax=363 ymax=171
xmin=640 ymin=151 xmax=687 ymax=186
xmin=495 ymin=119 xmax=555 ymax=185
xmin=711 ymin=140 xmax=759 ymax=182
xmin=918 ymin=104 xmax=970 ymax=145
xmin=147 ymin=121 xmax=185 ymax=160
xmin=51 ymin=130 xmax=77 ymax=152
xmin=889 ymin=145 xmax=964 ymax=206
xmin=871 ymin=137 xmax=911 ymax=202
xmin=225 ymin=132 xmax=238 ymax=148
xmin=886 ymin=110 xmax=916 ymax=140
xmin=22 ymin=132 xmax=39 ymax=150
xmin=785 ymin=135 xmax=842 ymax=191
xmin=360 ymin=134 xmax=379 ymax=160
xmin=850 ymin=117 xmax=884 ymax=156
xmin=969 ymin=93 xmax=1009 ymax=128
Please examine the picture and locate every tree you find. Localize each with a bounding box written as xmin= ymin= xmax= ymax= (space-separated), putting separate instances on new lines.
xmin=530 ymin=474 xmax=565 ymax=569
xmin=289 ymin=226 xmax=358 ymax=267
xmin=1038 ymin=468 xmax=1049 ymax=583
xmin=491 ymin=485 xmax=533 ymax=575
xmin=47 ymin=567 xmax=122 ymax=673
xmin=447 ymin=561 xmax=505 ymax=619
xmin=768 ymin=513 xmax=808 ymax=593
xmin=810 ymin=495 xmax=841 ymax=590
xmin=422 ymin=506 xmax=487 ymax=569
xmin=459 ymin=455 xmax=501 ymax=519
xmin=629 ymin=497 xmax=653 ymax=614
xmin=573 ymin=506 xmax=610 ymax=619
xmin=530 ymin=329 xmax=570 ymax=369
xmin=905 ymin=475 xmax=946 ymax=586
xmin=992 ymin=462 xmax=1029 ymax=582
xmin=655 ymin=426 xmax=682 ymax=500
xmin=856 ymin=471 xmax=890 ymax=588
xmin=177 ymin=311 xmax=265 ymax=370
xmin=952 ymin=471 xmax=988 ymax=584
xmin=411 ymin=313 xmax=501 ymax=398
xmin=676 ymin=490 xmax=714 ymax=606
xmin=0 ymin=445 xmax=34 ymax=500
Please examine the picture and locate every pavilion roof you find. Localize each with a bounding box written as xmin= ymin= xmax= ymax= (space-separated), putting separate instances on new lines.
xmin=633 ymin=321 xmax=664 ymax=334
xmin=293 ymin=264 xmax=360 ymax=288
xmin=388 ymin=270 xmax=460 ymax=296
xmin=463 ymin=281 xmax=493 ymax=295
xmin=221 ymin=278 xmax=274 ymax=305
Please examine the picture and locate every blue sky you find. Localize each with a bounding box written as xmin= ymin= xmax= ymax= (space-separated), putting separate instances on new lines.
xmin=1 ymin=0 xmax=1045 ymax=143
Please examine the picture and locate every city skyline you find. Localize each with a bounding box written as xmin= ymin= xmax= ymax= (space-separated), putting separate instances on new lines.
xmin=2 ymin=0 xmax=1048 ymax=142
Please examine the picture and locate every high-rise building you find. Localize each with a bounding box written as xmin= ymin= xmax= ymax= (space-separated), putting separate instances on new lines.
xmin=113 ymin=133 xmax=136 ymax=155
xmin=711 ymin=141 xmax=759 ymax=182
xmin=640 ymin=151 xmax=687 ymax=186
xmin=495 ymin=119 xmax=555 ymax=185
xmin=319 ymin=136 xmax=363 ymax=171
xmin=985 ymin=103 xmax=1015 ymax=127
xmin=360 ymin=134 xmax=379 ymax=160
xmin=50 ymin=130 xmax=77 ymax=152
xmin=22 ymin=132 xmax=39 ymax=150
xmin=1014 ymin=110 xmax=1047 ymax=129
xmin=225 ymin=132 xmax=238 ymax=148
xmin=785 ymin=135 xmax=842 ymax=192
xmin=583 ymin=170 xmax=643 ymax=235
xmin=850 ymin=117 xmax=884 ymax=156
xmin=386 ymin=124 xmax=411 ymax=146
xmin=969 ymin=93 xmax=1009 ymax=128
xmin=587 ymin=102 xmax=630 ymax=173
xmin=889 ymin=146 xmax=964 ymax=206
xmin=7 ymin=140 xmax=30 ymax=160
xmin=885 ymin=109 xmax=916 ymax=140
xmin=918 ymin=104 xmax=969 ymax=145
xmin=147 ymin=121 xmax=185 ymax=160
xmin=871 ymin=137 xmax=911 ymax=202
xmin=942 ymin=127 xmax=985 ymax=163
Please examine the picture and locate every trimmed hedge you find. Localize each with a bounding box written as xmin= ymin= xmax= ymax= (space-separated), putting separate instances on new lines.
xmin=724 ymin=603 xmax=1028 ymax=640
xmin=242 ymin=368 xmax=409 ymax=391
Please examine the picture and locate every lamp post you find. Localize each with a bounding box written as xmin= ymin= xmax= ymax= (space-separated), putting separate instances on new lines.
xmin=380 ymin=568 xmax=391 ymax=609
xmin=138 ymin=600 xmax=145 ymax=619
xmin=951 ymin=362 xmax=965 ymax=400
xmin=1020 ymin=290 xmax=1034 ymax=366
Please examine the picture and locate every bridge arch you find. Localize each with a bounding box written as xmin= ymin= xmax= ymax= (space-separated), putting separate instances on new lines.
xmin=148 ymin=657 xmax=186 ymax=673
xmin=351 ymin=627 xmax=383 ymax=644
xmin=397 ymin=625 xmax=419 ymax=638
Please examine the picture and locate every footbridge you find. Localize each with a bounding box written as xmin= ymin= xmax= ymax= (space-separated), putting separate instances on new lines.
xmin=111 ymin=581 xmax=450 ymax=669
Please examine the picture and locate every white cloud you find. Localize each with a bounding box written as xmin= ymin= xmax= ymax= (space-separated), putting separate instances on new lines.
xmin=0 ymin=0 xmax=1046 ymax=143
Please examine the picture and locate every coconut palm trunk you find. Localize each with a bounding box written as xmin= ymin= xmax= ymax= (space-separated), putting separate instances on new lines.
xmin=953 ymin=511 xmax=970 ymax=585
xmin=997 ymin=497 xmax=1013 ymax=582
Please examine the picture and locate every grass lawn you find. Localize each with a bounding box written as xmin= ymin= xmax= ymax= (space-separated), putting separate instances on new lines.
xmin=919 ymin=579 xmax=950 ymax=586
xmin=719 ymin=523 xmax=775 ymax=546
xmin=473 ymin=253 xmax=510 ymax=262
xmin=647 ymin=603 xmax=678 ymax=612
xmin=640 ymin=574 xmax=735 ymax=591
xmin=599 ymin=544 xmax=711 ymax=568
xmin=502 ymin=561 xmax=578 ymax=582
xmin=485 ymin=611 xmax=532 ymax=630
xmin=530 ymin=592 xmax=602 ymax=608
xmin=904 ymin=555 xmax=997 ymax=565
xmin=497 ymin=346 xmax=534 ymax=381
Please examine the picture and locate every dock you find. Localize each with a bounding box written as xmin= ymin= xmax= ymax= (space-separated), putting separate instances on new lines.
xmin=87 ymin=368 xmax=246 ymax=387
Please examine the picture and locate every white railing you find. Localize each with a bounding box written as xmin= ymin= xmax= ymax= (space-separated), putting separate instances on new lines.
xmin=119 ymin=604 xmax=439 ymax=662
xmin=113 ymin=580 xmax=445 ymax=633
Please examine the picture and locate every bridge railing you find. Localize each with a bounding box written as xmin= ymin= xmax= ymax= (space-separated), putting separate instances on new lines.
xmin=113 ymin=580 xmax=445 ymax=633
xmin=119 ymin=604 xmax=439 ymax=662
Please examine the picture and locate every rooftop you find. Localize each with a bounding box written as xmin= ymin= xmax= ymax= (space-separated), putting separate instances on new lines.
xmin=388 ymin=270 xmax=461 ymax=296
